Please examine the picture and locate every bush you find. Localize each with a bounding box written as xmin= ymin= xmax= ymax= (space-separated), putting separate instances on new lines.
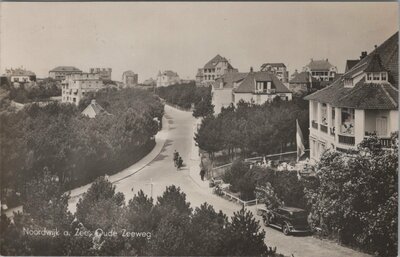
xmin=304 ymin=135 xmax=398 ymax=256
xmin=223 ymin=160 xmax=310 ymax=207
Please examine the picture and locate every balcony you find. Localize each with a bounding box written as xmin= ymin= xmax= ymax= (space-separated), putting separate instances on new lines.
xmin=364 ymin=132 xmax=392 ymax=148
xmin=338 ymin=134 xmax=355 ymax=145
xmin=320 ymin=124 xmax=328 ymax=133
xmin=311 ymin=120 xmax=318 ymax=129
xmin=255 ymin=89 xmax=276 ymax=94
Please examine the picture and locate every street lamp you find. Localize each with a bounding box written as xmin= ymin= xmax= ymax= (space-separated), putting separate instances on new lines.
xmin=145 ymin=179 xmax=154 ymax=200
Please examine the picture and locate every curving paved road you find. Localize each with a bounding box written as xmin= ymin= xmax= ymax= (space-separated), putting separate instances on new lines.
xmin=68 ymin=105 xmax=370 ymax=257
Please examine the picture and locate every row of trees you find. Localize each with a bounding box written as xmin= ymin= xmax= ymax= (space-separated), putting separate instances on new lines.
xmin=222 ymin=135 xmax=398 ymax=256
xmin=1 ymin=174 xmax=283 ymax=256
xmin=155 ymin=82 xmax=214 ymax=117
xmin=0 ymin=88 xmax=164 ymax=207
xmin=1 ymin=78 xmax=61 ymax=103
xmin=195 ymin=98 xmax=309 ymax=160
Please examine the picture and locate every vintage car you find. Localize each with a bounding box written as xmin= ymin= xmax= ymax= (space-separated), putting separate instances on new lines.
xmin=262 ymin=206 xmax=311 ymax=235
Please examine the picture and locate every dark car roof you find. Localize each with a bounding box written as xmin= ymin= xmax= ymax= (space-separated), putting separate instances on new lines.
xmin=278 ymin=206 xmax=306 ymax=212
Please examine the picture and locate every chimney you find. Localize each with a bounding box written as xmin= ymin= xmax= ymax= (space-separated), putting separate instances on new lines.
xmin=360 ymin=51 xmax=368 ymax=60
xmin=374 ymin=45 xmax=378 ymax=49
xmin=326 ymin=58 xmax=328 ymax=62
xmin=250 ymin=67 xmax=253 ymax=73
xmin=91 ymin=99 xmax=96 ymax=105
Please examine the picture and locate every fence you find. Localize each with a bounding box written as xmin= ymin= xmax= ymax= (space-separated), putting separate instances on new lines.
xmin=211 ymin=150 xmax=310 ymax=179
xmin=220 ymin=190 xmax=257 ymax=208
xmin=210 ymin=163 xmax=232 ymax=179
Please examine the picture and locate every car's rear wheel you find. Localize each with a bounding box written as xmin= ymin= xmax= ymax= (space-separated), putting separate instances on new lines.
xmin=282 ymin=224 xmax=290 ymax=236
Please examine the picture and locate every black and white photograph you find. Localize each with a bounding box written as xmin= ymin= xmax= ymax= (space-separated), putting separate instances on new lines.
xmin=0 ymin=2 xmax=398 ymax=256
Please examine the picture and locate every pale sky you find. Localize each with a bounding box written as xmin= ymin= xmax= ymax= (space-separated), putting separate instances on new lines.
xmin=0 ymin=2 xmax=398 ymax=82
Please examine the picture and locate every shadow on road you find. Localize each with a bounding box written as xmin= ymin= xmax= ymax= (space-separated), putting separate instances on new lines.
xmin=265 ymin=226 xmax=312 ymax=237
xmin=152 ymin=153 xmax=169 ymax=163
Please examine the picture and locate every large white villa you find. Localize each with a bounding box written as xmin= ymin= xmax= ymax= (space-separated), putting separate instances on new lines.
xmin=305 ymin=32 xmax=398 ymax=162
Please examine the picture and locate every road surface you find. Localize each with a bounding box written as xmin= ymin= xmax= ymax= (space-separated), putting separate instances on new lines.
xmin=68 ymin=104 xmax=370 ymax=257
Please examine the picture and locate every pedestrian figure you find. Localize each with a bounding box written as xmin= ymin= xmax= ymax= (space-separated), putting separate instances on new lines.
xmin=177 ymin=156 xmax=183 ymax=170
xmin=200 ymin=169 xmax=206 ymax=181
xmin=173 ymin=150 xmax=179 ymax=167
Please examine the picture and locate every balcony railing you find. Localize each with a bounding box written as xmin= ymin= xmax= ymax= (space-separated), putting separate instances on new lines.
xmin=320 ymin=124 xmax=328 ymax=133
xmin=364 ymin=134 xmax=392 ymax=148
xmin=255 ymin=89 xmax=276 ymax=94
xmin=312 ymin=120 xmax=318 ymax=129
xmin=338 ymin=134 xmax=355 ymax=145
xmin=379 ymin=137 xmax=392 ymax=148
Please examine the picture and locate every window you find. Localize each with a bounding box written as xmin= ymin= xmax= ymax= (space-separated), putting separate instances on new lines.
xmin=373 ymin=73 xmax=380 ymax=80
xmin=344 ymin=78 xmax=353 ymax=88
xmin=341 ymin=108 xmax=355 ymax=135
xmin=267 ymin=81 xmax=271 ymax=90
xmin=376 ymin=117 xmax=388 ymax=136
xmin=321 ymin=103 xmax=328 ymax=125
xmin=381 ymin=72 xmax=387 ymax=81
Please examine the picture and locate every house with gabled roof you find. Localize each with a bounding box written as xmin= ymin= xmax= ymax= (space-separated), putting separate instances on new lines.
xmin=196 ymin=54 xmax=238 ymax=86
xmin=81 ymin=99 xmax=111 ymax=118
xmin=211 ymin=71 xmax=248 ymax=114
xmin=260 ymin=63 xmax=289 ymax=83
xmin=303 ymin=58 xmax=338 ymax=82
xmin=304 ymin=32 xmax=398 ymax=162
xmin=232 ymin=68 xmax=292 ymax=105
xmin=156 ymin=70 xmax=181 ymax=87
xmin=5 ymin=68 xmax=36 ymax=84
xmin=289 ymin=70 xmax=320 ymax=96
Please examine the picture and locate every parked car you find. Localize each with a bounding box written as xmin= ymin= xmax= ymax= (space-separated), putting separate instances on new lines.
xmin=262 ymin=206 xmax=311 ymax=235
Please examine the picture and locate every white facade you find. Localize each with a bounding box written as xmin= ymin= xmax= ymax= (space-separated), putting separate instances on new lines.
xmin=309 ymin=100 xmax=398 ymax=162
xmin=61 ymin=73 xmax=104 ymax=105
xmin=211 ymin=87 xmax=234 ymax=115
xmin=233 ymin=92 xmax=292 ymax=106
xmin=303 ymin=59 xmax=338 ymax=82
xmin=10 ymin=75 xmax=31 ymax=83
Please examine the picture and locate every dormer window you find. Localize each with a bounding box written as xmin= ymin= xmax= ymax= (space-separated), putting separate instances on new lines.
xmin=381 ymin=72 xmax=387 ymax=81
xmin=366 ymin=72 xmax=388 ymax=82
xmin=344 ymin=78 xmax=353 ymax=88
xmin=256 ymin=81 xmax=275 ymax=94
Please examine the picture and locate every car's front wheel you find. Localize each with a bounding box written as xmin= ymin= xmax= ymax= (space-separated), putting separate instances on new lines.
xmin=282 ymin=224 xmax=290 ymax=236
